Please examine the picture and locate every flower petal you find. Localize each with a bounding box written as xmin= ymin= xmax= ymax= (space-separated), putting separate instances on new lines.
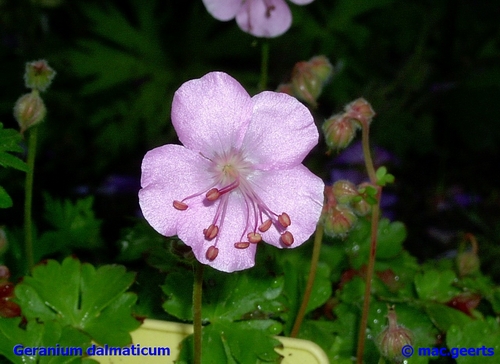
xmin=242 ymin=91 xmax=318 ymax=169
xmin=251 ymin=165 xmax=324 ymax=248
xmin=171 ymin=72 xmax=253 ymax=156
xmin=236 ymin=0 xmax=292 ymax=38
xmin=288 ymin=0 xmax=315 ymax=5
xmin=202 ymin=0 xmax=243 ymax=21
xmin=139 ymin=144 xmax=212 ymax=237
xmin=176 ymin=192 xmax=259 ymax=272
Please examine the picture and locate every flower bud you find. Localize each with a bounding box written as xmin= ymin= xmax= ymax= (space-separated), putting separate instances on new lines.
xmin=456 ymin=233 xmax=480 ymax=277
xmin=352 ymin=198 xmax=371 ymax=216
xmin=332 ymin=180 xmax=358 ymax=204
xmin=291 ymin=61 xmax=322 ymax=108
xmin=456 ymin=251 xmax=480 ymax=277
xmin=13 ymin=90 xmax=46 ymax=133
xmin=276 ymin=82 xmax=294 ymax=96
xmin=344 ymin=98 xmax=375 ymax=125
xmin=24 ymin=59 xmax=56 ymax=92
xmin=290 ymin=55 xmax=333 ymax=107
xmin=323 ymin=204 xmax=357 ymax=238
xmin=322 ymin=113 xmax=359 ymax=151
xmin=377 ymin=306 xmax=413 ymax=363
xmin=308 ymin=55 xmax=333 ymax=84
xmin=0 ymin=265 xmax=9 ymax=283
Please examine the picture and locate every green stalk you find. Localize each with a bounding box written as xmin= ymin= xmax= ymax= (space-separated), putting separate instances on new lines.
xmin=258 ymin=41 xmax=269 ymax=91
xmin=193 ymin=261 xmax=204 ymax=364
xmin=356 ymin=121 xmax=382 ymax=363
xmin=290 ymin=224 xmax=324 ymax=338
xmin=24 ymin=126 xmax=38 ymax=271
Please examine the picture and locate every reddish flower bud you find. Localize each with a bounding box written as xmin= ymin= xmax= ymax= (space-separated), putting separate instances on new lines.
xmin=323 ymin=204 xmax=357 ymax=238
xmin=13 ymin=90 xmax=46 ymax=133
xmin=24 ymin=59 xmax=56 ymax=92
xmin=332 ymin=180 xmax=358 ymax=204
xmin=308 ymin=55 xmax=333 ymax=84
xmin=377 ymin=306 xmax=413 ymax=363
xmin=344 ymin=98 xmax=375 ymax=125
xmin=456 ymin=251 xmax=480 ymax=277
xmin=290 ymin=56 xmax=333 ymax=108
xmin=0 ymin=266 xmax=10 ymax=283
xmin=351 ymin=198 xmax=371 ymax=216
xmin=275 ymin=83 xmax=294 ymax=96
xmin=456 ymin=233 xmax=480 ymax=277
xmin=322 ymin=113 xmax=359 ymax=151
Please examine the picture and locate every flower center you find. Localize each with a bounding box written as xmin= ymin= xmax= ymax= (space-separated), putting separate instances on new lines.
xmin=173 ymin=148 xmax=294 ymax=261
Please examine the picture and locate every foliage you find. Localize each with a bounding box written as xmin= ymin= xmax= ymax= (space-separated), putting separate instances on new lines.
xmin=0 ymin=123 xmax=27 ymax=209
xmin=0 ymin=257 xmax=140 ymax=363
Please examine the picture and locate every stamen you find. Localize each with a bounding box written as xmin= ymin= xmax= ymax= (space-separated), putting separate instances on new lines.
xmin=206 ymin=246 xmax=219 ymax=260
xmin=247 ymin=232 xmax=262 ymax=243
xmin=173 ymin=200 xmax=188 ymax=210
xmin=203 ymin=224 xmax=219 ymax=240
xmin=278 ymin=213 xmax=291 ymax=228
xmin=206 ymin=188 xmax=220 ymax=201
xmin=280 ymin=231 xmax=294 ymax=246
xmin=234 ymin=242 xmax=250 ymax=249
xmin=258 ymin=219 xmax=272 ymax=232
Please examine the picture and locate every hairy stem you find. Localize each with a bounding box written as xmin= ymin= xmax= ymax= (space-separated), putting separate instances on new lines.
xmin=290 ymin=224 xmax=324 ymax=337
xmin=356 ymin=121 xmax=382 ymax=363
xmin=24 ymin=126 xmax=38 ymax=271
xmin=259 ymin=41 xmax=269 ymax=91
xmin=193 ymin=262 xmax=204 ymax=364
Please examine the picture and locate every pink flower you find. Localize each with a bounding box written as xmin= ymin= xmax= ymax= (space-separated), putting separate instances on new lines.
xmin=202 ymin=0 xmax=315 ymax=38
xmin=139 ymin=72 xmax=324 ymax=272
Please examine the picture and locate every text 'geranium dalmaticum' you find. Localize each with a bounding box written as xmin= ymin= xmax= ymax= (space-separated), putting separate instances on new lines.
xmin=139 ymin=72 xmax=324 ymax=272
xmin=202 ymin=0 xmax=315 ymax=38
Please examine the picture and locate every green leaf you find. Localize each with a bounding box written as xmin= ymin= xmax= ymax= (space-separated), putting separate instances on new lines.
xmin=0 ymin=186 xmax=13 ymax=208
xmin=162 ymin=261 xmax=285 ymax=325
xmin=376 ymin=219 xmax=406 ymax=259
xmin=161 ymin=271 xmax=194 ymax=321
xmin=447 ymin=318 xmax=500 ymax=363
xmin=345 ymin=218 xmax=406 ymax=267
xmin=424 ymin=302 xmax=473 ymax=332
xmin=0 ymin=123 xmax=27 ymax=173
xmin=414 ymin=269 xmax=461 ymax=302
xmin=36 ymin=195 xmax=103 ymax=259
xmin=0 ymin=318 xmax=92 ymax=364
xmin=177 ymin=322 xmax=282 ymax=364
xmin=15 ymin=257 xmax=140 ymax=346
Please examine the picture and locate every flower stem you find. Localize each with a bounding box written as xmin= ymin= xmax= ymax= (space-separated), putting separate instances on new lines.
xmin=258 ymin=40 xmax=269 ymax=91
xmin=356 ymin=199 xmax=381 ymax=363
xmin=361 ymin=122 xmax=377 ymax=184
xmin=193 ymin=261 xmax=204 ymax=364
xmin=290 ymin=224 xmax=324 ymax=338
xmin=24 ymin=126 xmax=38 ymax=272
xmin=356 ymin=121 xmax=382 ymax=363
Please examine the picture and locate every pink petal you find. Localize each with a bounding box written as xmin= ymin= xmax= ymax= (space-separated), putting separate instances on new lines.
xmin=202 ymin=0 xmax=243 ymax=21
xmin=253 ymin=165 xmax=324 ymax=248
xmin=242 ymin=91 xmax=318 ymax=170
xmin=171 ymin=72 xmax=253 ymax=156
xmin=236 ymin=0 xmax=292 ymax=38
xmin=176 ymin=192 xmax=259 ymax=272
xmin=288 ymin=0 xmax=315 ymax=5
xmin=139 ymin=144 xmax=212 ymax=237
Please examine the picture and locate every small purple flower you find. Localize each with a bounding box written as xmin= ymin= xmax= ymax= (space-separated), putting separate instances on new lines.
xmin=139 ymin=72 xmax=324 ymax=272
xmin=202 ymin=0 xmax=315 ymax=38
